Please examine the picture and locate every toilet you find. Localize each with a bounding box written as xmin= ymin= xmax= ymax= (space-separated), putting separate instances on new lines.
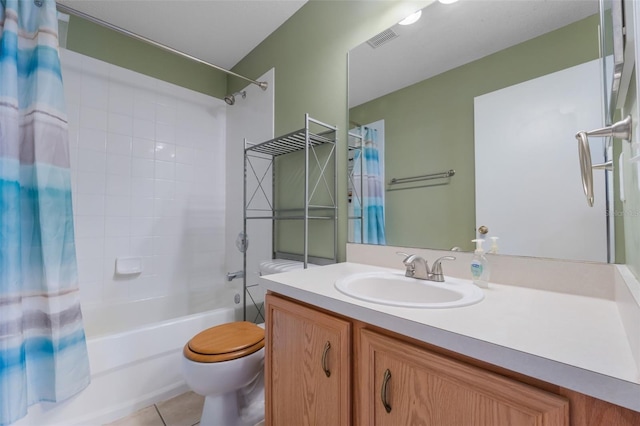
xmin=181 ymin=321 xmax=265 ymax=426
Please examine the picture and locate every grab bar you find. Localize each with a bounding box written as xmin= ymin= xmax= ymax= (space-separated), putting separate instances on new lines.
xmin=389 ymin=169 xmax=455 ymax=185
xmin=575 ymin=115 xmax=631 ymax=207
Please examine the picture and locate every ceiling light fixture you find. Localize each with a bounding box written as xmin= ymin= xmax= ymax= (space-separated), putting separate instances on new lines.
xmin=438 ymin=0 xmax=459 ymax=4
xmin=399 ymin=10 xmax=422 ymax=26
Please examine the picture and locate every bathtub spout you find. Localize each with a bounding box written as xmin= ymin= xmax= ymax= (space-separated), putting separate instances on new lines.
xmin=227 ymin=270 xmax=244 ymax=281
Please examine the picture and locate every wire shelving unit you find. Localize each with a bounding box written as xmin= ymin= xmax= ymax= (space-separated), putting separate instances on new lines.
xmin=242 ymin=114 xmax=338 ymax=320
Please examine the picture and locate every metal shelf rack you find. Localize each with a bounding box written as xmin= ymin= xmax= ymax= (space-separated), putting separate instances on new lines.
xmin=242 ymin=114 xmax=338 ymax=320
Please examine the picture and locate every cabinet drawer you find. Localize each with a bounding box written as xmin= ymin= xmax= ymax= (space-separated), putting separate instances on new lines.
xmin=359 ymin=329 xmax=569 ymax=425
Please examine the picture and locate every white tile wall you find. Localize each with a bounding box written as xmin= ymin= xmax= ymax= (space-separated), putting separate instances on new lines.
xmin=60 ymin=49 xmax=227 ymax=308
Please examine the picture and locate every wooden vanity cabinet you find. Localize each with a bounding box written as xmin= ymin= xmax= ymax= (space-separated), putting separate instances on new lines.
xmin=265 ymin=294 xmax=351 ymax=425
xmin=265 ymin=294 xmax=640 ymax=426
xmin=357 ymin=328 xmax=569 ymax=425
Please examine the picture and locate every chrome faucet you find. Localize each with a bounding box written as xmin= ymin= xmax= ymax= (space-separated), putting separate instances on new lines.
xmin=397 ymin=252 xmax=456 ymax=282
xmin=399 ymin=253 xmax=430 ymax=280
xmin=226 ymin=270 xmax=244 ymax=281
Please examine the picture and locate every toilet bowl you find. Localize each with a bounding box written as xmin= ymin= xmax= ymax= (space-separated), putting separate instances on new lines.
xmin=181 ymin=321 xmax=265 ymax=426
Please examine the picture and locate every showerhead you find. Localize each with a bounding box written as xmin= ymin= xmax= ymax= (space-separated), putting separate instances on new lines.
xmin=224 ymin=91 xmax=246 ymax=106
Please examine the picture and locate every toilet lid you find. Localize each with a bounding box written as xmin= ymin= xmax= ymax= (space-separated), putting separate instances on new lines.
xmin=184 ymin=321 xmax=264 ymax=363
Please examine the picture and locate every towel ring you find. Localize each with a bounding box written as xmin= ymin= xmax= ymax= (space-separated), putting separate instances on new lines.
xmin=574 ymin=115 xmax=631 ymax=207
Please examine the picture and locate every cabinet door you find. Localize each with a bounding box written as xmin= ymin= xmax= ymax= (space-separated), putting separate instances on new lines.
xmin=265 ymin=294 xmax=351 ymax=425
xmin=358 ymin=329 xmax=569 ymax=426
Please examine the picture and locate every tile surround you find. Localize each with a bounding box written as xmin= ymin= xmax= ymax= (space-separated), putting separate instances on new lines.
xmin=61 ymin=48 xmax=227 ymax=309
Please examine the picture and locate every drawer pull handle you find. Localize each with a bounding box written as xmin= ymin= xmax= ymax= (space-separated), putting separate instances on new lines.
xmin=321 ymin=341 xmax=331 ymax=377
xmin=381 ymin=368 xmax=392 ymax=413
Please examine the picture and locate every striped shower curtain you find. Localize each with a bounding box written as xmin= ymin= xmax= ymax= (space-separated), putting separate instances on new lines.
xmin=353 ymin=127 xmax=386 ymax=245
xmin=0 ymin=1 xmax=90 ymax=424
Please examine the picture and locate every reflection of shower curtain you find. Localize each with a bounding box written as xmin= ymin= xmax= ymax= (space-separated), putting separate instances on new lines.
xmin=0 ymin=1 xmax=90 ymax=424
xmin=353 ymin=127 xmax=386 ymax=245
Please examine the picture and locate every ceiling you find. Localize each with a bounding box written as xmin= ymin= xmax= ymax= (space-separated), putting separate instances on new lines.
xmin=349 ymin=0 xmax=600 ymax=107
xmin=57 ymin=0 xmax=308 ymax=70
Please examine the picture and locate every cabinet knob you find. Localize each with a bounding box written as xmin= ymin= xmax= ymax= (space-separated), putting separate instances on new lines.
xmin=381 ymin=369 xmax=392 ymax=413
xmin=321 ymin=341 xmax=331 ymax=377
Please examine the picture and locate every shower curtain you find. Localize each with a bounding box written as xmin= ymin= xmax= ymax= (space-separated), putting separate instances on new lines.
xmin=353 ymin=127 xmax=386 ymax=245
xmin=0 ymin=1 xmax=90 ymax=424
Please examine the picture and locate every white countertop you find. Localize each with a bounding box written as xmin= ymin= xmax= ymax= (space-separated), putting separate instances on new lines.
xmin=259 ymin=262 xmax=640 ymax=412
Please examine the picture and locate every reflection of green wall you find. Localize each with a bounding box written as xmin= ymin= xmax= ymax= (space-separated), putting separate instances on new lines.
xmin=350 ymin=15 xmax=600 ymax=252
xmin=230 ymin=1 xmax=432 ymax=261
xmin=66 ymin=16 xmax=227 ymax=98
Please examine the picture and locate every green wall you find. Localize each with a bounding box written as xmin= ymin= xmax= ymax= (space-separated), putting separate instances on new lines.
xmin=349 ymin=15 xmax=600 ymax=251
xmin=66 ymin=16 xmax=228 ymax=98
xmin=230 ymin=0 xmax=432 ymax=261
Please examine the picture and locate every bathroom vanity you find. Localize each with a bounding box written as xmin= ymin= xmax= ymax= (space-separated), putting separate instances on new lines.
xmin=260 ymin=261 xmax=640 ymax=425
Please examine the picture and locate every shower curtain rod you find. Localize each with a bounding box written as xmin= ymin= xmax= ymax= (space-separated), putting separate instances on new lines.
xmin=55 ymin=3 xmax=268 ymax=91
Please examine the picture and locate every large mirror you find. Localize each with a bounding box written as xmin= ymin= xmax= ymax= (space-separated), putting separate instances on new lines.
xmin=601 ymin=0 xmax=624 ymax=125
xmin=347 ymin=0 xmax=618 ymax=263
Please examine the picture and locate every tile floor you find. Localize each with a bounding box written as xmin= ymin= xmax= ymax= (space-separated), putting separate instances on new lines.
xmin=106 ymin=391 xmax=204 ymax=426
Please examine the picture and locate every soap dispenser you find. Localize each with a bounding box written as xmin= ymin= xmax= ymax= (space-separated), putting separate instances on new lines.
xmin=489 ymin=236 xmax=499 ymax=254
xmin=470 ymin=239 xmax=490 ymax=289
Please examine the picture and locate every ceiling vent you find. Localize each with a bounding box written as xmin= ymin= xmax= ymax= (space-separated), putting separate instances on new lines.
xmin=366 ymin=28 xmax=399 ymax=49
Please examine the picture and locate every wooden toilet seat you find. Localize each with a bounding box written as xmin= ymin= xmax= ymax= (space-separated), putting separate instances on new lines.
xmin=183 ymin=321 xmax=265 ymax=363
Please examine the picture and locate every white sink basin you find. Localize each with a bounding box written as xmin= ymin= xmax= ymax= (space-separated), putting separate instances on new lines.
xmin=334 ymin=272 xmax=484 ymax=308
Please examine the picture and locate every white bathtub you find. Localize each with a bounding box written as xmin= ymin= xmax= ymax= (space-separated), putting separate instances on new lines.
xmin=15 ymin=292 xmax=238 ymax=426
xmin=82 ymin=289 xmax=237 ymax=337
